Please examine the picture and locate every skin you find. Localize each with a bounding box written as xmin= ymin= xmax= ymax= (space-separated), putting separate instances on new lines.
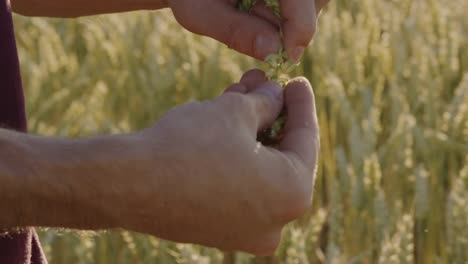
xmin=0 ymin=70 xmax=319 ymax=255
xmin=11 ymin=0 xmax=330 ymax=61
xmin=5 ymin=0 xmax=329 ymax=255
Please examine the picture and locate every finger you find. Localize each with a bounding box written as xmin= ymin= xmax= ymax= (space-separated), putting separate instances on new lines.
xmin=280 ymin=0 xmax=317 ymax=62
xmin=223 ymin=83 xmax=248 ymax=94
xmin=247 ymin=81 xmax=284 ymax=132
xmin=170 ymin=1 xmax=281 ymax=60
xmin=250 ymin=2 xmax=282 ymax=27
xmin=279 ymin=77 xmax=319 ymax=171
xmin=239 ymin=69 xmax=267 ymax=92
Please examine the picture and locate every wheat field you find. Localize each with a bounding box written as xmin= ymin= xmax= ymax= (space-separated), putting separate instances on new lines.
xmin=12 ymin=0 xmax=467 ymax=263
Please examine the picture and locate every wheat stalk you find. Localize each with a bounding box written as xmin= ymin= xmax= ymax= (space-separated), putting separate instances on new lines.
xmin=237 ymin=0 xmax=297 ymax=145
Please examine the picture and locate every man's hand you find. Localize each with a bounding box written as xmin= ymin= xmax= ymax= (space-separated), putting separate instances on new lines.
xmin=125 ymin=70 xmax=319 ymax=254
xmin=168 ymin=0 xmax=330 ymax=61
xmin=0 ymin=70 xmax=319 ymax=255
xmin=12 ymin=0 xmax=329 ymax=61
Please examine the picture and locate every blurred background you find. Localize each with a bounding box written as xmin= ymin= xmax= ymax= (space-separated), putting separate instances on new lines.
xmin=13 ymin=0 xmax=467 ymax=263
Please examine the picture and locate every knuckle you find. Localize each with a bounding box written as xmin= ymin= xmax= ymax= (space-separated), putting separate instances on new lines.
xmin=225 ymin=83 xmax=246 ymax=94
xmin=217 ymin=93 xmax=241 ymax=112
xmin=225 ymin=22 xmax=264 ymax=58
xmin=244 ymin=68 xmax=266 ymax=79
xmin=219 ymin=93 xmax=250 ymax=113
xmin=217 ymin=93 xmax=256 ymax=126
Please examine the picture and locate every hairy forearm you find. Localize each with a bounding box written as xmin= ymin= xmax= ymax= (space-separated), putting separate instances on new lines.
xmin=0 ymin=128 xmax=152 ymax=230
xmin=11 ymin=0 xmax=168 ymax=17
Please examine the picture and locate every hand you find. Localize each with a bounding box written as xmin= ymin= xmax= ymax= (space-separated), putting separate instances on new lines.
xmin=0 ymin=70 xmax=319 ymax=256
xmin=168 ymin=0 xmax=330 ymax=61
xmin=120 ymin=70 xmax=320 ymax=255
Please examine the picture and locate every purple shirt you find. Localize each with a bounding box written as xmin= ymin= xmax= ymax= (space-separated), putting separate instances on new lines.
xmin=0 ymin=0 xmax=47 ymax=262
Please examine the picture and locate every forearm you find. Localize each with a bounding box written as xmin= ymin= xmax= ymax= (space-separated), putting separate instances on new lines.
xmin=11 ymin=0 xmax=168 ymax=18
xmin=0 ymin=128 xmax=150 ymax=230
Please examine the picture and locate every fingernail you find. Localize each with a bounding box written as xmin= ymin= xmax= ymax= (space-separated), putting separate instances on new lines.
xmin=289 ymin=46 xmax=305 ymax=63
xmin=284 ymin=77 xmax=312 ymax=92
xmin=290 ymin=76 xmax=310 ymax=85
xmin=256 ymin=34 xmax=280 ymax=59
xmin=287 ymin=77 xmax=311 ymax=88
xmin=256 ymin=82 xmax=283 ymax=99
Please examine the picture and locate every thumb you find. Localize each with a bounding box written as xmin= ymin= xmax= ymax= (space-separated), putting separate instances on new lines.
xmin=247 ymin=81 xmax=284 ymax=132
xmin=170 ymin=1 xmax=281 ymax=60
xmin=279 ymin=77 xmax=319 ymax=169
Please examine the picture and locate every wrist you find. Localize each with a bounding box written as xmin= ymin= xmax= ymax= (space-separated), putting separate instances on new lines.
xmin=20 ymin=133 xmax=148 ymax=230
xmin=59 ymin=134 xmax=150 ymax=229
